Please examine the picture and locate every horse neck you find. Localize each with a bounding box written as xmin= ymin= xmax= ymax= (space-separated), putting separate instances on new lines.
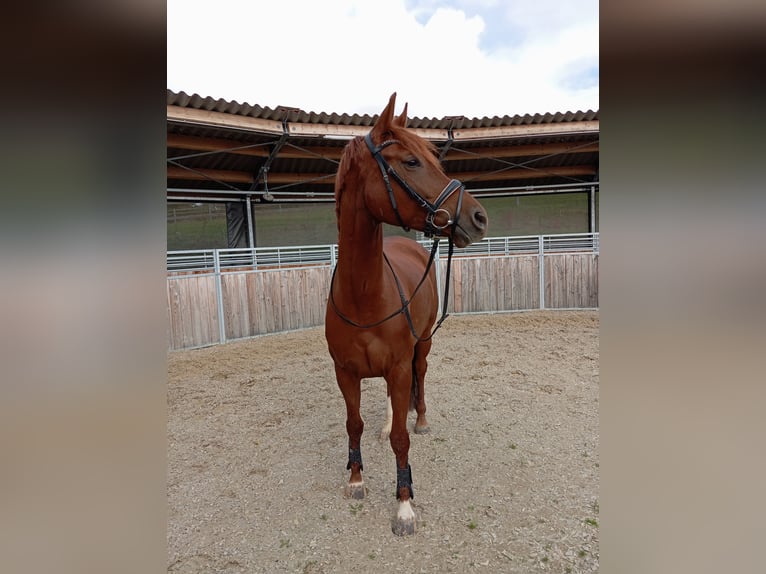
xmin=335 ymin=190 xmax=387 ymax=302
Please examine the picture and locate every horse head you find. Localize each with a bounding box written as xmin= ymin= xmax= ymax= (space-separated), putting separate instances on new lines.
xmin=361 ymin=93 xmax=488 ymax=248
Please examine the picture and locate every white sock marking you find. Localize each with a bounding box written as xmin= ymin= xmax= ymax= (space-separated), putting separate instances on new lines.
xmin=397 ymin=499 xmax=415 ymax=521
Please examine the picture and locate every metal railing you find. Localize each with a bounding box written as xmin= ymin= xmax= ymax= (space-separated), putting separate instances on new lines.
xmin=167 ymin=232 xmax=599 ymax=273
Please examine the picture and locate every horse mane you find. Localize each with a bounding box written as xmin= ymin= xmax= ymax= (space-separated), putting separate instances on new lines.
xmin=334 ymin=127 xmax=441 ymax=230
xmin=334 ymin=136 xmax=365 ymax=229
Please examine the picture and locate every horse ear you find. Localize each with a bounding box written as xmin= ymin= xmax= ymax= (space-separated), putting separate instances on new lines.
xmin=394 ymin=102 xmax=408 ymax=128
xmin=372 ymin=92 xmax=397 ymax=139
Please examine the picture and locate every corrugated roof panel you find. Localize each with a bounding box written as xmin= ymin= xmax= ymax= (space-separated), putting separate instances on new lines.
xmin=168 ymin=89 xmax=598 ymax=128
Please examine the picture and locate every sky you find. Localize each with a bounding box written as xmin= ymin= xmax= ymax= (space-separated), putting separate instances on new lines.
xmin=167 ymin=0 xmax=598 ymax=119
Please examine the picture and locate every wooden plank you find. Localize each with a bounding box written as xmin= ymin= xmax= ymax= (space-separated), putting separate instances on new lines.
xmin=264 ymin=272 xmax=279 ymax=333
xmin=452 ymin=120 xmax=600 ymax=141
xmin=252 ymin=272 xmax=269 ymax=335
xmin=243 ymin=272 xmax=257 ymax=335
xmin=201 ymin=275 xmax=220 ymax=346
xmin=167 ymin=280 xmax=183 ymax=350
xmin=222 ymin=273 xmax=249 ymax=340
xmin=280 ymin=271 xmax=293 ymax=331
xmin=189 ymin=278 xmax=203 ymax=346
xmin=167 ymin=105 xmax=284 ymax=134
xmin=504 ymin=258 xmax=513 ymax=310
xmin=591 ymin=255 xmax=599 ymax=307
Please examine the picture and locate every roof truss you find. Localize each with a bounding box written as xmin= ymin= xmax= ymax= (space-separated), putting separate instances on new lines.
xmin=167 ymin=102 xmax=599 ymax=202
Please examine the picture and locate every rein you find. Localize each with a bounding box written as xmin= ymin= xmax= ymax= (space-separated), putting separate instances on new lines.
xmin=329 ymin=235 xmax=455 ymax=341
xmin=329 ymin=133 xmax=464 ymax=341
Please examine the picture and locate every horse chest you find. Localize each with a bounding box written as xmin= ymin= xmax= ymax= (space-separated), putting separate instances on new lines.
xmin=330 ymin=331 xmax=401 ymax=378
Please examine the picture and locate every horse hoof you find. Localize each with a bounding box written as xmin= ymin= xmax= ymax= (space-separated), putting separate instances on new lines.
xmin=392 ymin=499 xmax=416 ymax=535
xmin=414 ymin=424 xmax=430 ymax=434
xmin=392 ymin=516 xmax=416 ymax=536
xmin=344 ymin=482 xmax=366 ymax=499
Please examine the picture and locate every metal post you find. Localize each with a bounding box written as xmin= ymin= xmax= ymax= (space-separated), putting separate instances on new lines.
xmin=246 ymin=195 xmax=256 ymax=267
xmin=246 ymin=195 xmax=255 ymax=248
xmin=213 ymin=249 xmax=226 ymax=344
xmin=588 ymin=185 xmax=596 ymax=232
xmin=538 ymin=235 xmax=545 ymax=309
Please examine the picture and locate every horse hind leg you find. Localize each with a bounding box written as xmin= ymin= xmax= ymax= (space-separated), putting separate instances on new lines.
xmin=379 ymin=391 xmax=393 ymax=441
xmin=381 ymin=343 xmax=429 ymax=441
xmin=335 ymin=367 xmax=366 ymax=499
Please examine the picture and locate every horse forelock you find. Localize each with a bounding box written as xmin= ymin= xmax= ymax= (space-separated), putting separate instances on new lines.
xmin=391 ymin=126 xmax=441 ymax=169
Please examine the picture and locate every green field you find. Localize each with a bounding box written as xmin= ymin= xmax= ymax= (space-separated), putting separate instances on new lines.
xmin=167 ymin=192 xmax=598 ymax=250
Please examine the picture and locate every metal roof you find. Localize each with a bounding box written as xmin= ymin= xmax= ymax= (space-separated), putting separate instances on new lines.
xmin=167 ymin=89 xmax=599 ymax=203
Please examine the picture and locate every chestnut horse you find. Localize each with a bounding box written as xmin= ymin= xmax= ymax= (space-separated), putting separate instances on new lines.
xmin=325 ymin=93 xmax=488 ymax=535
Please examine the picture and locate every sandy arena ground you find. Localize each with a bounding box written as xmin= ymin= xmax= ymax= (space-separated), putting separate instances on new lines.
xmin=167 ymin=310 xmax=599 ymax=573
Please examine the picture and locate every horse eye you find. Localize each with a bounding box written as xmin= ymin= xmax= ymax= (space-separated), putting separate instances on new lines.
xmin=404 ymin=158 xmax=421 ymax=168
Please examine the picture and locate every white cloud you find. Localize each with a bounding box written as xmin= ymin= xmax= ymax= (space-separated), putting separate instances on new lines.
xmin=167 ymin=0 xmax=598 ymax=118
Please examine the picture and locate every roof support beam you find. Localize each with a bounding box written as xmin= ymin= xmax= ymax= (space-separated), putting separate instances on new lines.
xmin=458 ymin=165 xmax=597 ymax=182
xmin=452 ymin=121 xmax=599 ymax=140
xmin=167 ymin=166 xmax=335 ymax=185
xmin=167 ymin=164 xmax=596 ymax=185
xmin=167 ymin=105 xmax=284 ymax=134
xmin=167 ymin=133 xmax=272 ymax=157
xmin=442 ymin=141 xmax=598 ymax=161
xmin=168 ymin=133 xmax=345 ymax=160
xmin=167 ymin=132 xmax=596 ymax=163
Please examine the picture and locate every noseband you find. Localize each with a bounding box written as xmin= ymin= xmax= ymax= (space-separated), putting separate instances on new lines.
xmin=364 ymin=133 xmax=465 ymax=238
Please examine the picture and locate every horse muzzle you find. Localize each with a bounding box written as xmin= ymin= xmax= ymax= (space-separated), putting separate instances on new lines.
xmin=452 ymin=200 xmax=488 ymax=247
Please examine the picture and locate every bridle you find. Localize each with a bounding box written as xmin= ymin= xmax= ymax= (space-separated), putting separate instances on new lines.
xmin=364 ymin=132 xmax=465 ymax=238
xmin=329 ymin=132 xmax=466 ymax=341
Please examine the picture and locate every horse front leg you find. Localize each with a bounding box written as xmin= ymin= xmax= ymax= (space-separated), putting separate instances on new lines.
xmin=412 ymin=339 xmax=432 ymax=434
xmin=388 ymin=368 xmax=416 ymax=535
xmin=334 ymin=366 xmax=366 ymax=500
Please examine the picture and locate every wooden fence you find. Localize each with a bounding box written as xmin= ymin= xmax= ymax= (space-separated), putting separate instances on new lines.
xmin=167 ymin=247 xmax=598 ymax=351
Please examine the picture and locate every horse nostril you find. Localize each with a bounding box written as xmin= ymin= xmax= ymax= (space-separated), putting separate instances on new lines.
xmin=473 ymin=209 xmax=487 ymax=230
